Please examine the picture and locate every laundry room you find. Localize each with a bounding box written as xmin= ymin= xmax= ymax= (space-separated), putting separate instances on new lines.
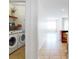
xmin=9 ymin=0 xmax=26 ymax=59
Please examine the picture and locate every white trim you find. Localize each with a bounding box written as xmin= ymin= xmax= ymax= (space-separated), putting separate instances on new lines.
xmin=10 ymin=2 xmax=26 ymax=6
xmin=10 ymin=0 xmax=26 ymax=3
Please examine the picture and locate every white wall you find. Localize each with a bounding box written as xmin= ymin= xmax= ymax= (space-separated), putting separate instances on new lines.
xmin=25 ymin=0 xmax=31 ymax=59
xmin=26 ymin=0 xmax=38 ymax=59
xmin=9 ymin=2 xmax=26 ymax=30
xmin=37 ymin=0 xmax=68 ymax=49
xmin=62 ymin=17 xmax=69 ymax=30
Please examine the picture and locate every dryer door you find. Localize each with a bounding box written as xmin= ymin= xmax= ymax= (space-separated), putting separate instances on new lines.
xmin=20 ymin=34 xmax=25 ymax=44
xmin=9 ymin=37 xmax=17 ymax=48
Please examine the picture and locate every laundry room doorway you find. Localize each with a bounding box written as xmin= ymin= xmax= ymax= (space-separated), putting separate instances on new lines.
xmin=9 ymin=0 xmax=26 ymax=59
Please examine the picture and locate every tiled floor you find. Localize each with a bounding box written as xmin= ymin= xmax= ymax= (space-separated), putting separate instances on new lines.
xmin=38 ymin=33 xmax=68 ymax=59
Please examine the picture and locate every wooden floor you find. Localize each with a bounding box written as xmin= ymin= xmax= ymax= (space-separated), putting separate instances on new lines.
xmin=9 ymin=46 xmax=25 ymax=59
xmin=38 ymin=35 xmax=68 ymax=59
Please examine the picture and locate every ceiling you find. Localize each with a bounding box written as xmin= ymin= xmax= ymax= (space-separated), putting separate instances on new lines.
xmin=38 ymin=0 xmax=69 ymax=19
xmin=10 ymin=0 xmax=69 ymax=19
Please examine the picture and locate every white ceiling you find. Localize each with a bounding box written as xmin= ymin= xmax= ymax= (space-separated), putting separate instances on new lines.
xmin=38 ymin=0 xmax=69 ymax=19
xmin=10 ymin=0 xmax=69 ymax=19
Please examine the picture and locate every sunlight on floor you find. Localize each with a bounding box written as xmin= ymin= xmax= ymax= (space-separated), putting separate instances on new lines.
xmin=46 ymin=33 xmax=58 ymax=48
xmin=38 ymin=33 xmax=67 ymax=59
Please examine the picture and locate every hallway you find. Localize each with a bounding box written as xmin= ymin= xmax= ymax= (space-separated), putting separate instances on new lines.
xmin=38 ymin=33 xmax=67 ymax=59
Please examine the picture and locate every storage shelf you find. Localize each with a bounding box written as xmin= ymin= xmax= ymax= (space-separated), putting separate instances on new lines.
xmin=9 ymin=15 xmax=18 ymax=19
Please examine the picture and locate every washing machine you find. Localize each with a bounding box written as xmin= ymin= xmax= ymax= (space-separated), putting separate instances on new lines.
xmin=9 ymin=33 xmax=18 ymax=54
xmin=18 ymin=31 xmax=25 ymax=48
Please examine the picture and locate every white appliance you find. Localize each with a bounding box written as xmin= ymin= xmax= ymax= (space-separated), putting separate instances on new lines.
xmin=9 ymin=30 xmax=25 ymax=54
xmin=18 ymin=31 xmax=25 ymax=48
xmin=9 ymin=33 xmax=18 ymax=54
